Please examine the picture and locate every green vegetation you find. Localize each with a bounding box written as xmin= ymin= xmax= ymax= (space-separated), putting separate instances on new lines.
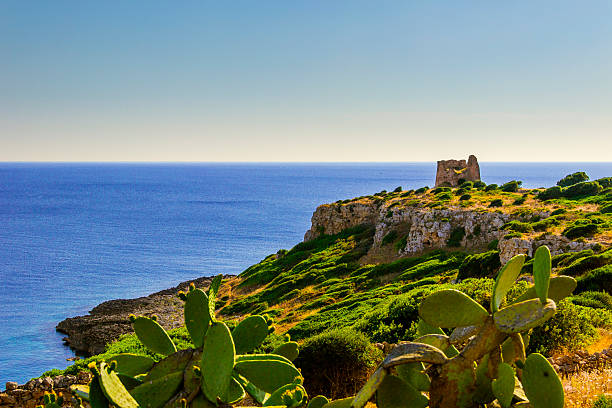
xmin=557 ymin=171 xmax=589 ymax=187
xmin=489 ymin=199 xmax=503 ymax=207
xmin=593 ymin=395 xmax=612 ymax=408
xmin=501 ymin=180 xmax=521 ymax=192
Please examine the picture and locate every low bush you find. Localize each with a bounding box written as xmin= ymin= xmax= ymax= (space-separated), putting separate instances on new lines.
xmin=473 ymin=180 xmax=486 ymax=189
xmin=537 ymin=186 xmax=563 ymax=200
xmin=502 ymin=220 xmax=534 ymax=233
xmin=503 ymin=232 xmax=523 ymax=240
xmin=460 ymin=181 xmax=473 ymax=190
xmin=563 ymin=220 xmax=599 ymax=239
xmin=601 ymin=203 xmax=612 ymax=214
xmin=485 ymin=184 xmax=498 ymax=191
xmin=501 ymin=180 xmax=521 ymax=192
xmin=436 ymin=192 xmax=453 ymax=200
xmin=394 ymin=235 xmax=408 ymax=252
xmin=513 ymin=196 xmax=526 ymax=205
xmin=593 ymin=395 xmax=612 ymax=408
xmin=576 ymin=265 xmax=612 ymax=294
xmin=459 ymin=193 xmax=471 ymax=201
xmin=596 ymin=177 xmax=612 ymax=188
xmin=557 ymin=171 xmax=589 ymax=187
xmin=447 ymin=227 xmax=465 ymax=247
xmin=431 ymin=187 xmax=451 ymax=194
xmin=393 ymin=186 xmax=402 ymax=192
xmin=564 ymin=181 xmax=602 ymax=198
xmin=295 ymin=328 xmax=382 ymax=399
xmin=569 ymin=291 xmax=612 ymax=311
xmin=557 ymin=250 xmax=612 ymax=276
xmin=415 ymin=186 xmax=429 ymax=194
xmin=550 ymin=208 xmax=567 ymax=216
xmin=381 ymin=230 xmax=398 ymax=246
xmin=456 ymin=250 xmax=501 ymax=280
xmin=489 ymin=199 xmax=503 ymax=208
xmin=530 ymin=217 xmax=560 ymax=231
xmin=488 ymin=239 xmax=499 ymax=250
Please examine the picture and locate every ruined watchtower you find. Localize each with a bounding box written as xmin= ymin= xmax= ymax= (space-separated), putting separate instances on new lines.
xmin=435 ymin=155 xmax=481 ymax=187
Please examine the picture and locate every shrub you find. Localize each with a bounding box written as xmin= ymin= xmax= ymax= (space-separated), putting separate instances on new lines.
xmin=576 ymin=265 xmax=612 ymax=294
xmin=596 ymin=177 xmax=612 ymax=188
xmin=456 ymin=250 xmax=501 ymax=280
xmin=459 ymin=193 xmax=472 ymax=201
xmin=528 ymin=300 xmax=611 ymax=356
xmin=503 ymin=232 xmax=523 ymax=240
xmin=601 ymin=203 xmax=612 ymax=214
xmin=447 ymin=227 xmax=465 ymax=247
xmin=537 ymin=186 xmax=563 ymax=200
xmin=295 ymin=328 xmax=382 ymax=399
xmin=381 ymin=230 xmax=398 ymax=246
xmin=393 ymin=186 xmax=402 ymax=192
xmin=563 ymin=220 xmax=599 ymax=239
xmin=436 ymin=192 xmax=452 ymax=200
xmin=489 ymin=199 xmax=503 ymax=208
xmin=593 ymin=395 xmax=612 ymax=408
xmin=415 ymin=186 xmax=429 ymax=194
xmin=473 ymin=180 xmax=486 ymax=189
xmin=488 ymin=239 xmax=499 ymax=250
xmin=431 ymin=187 xmax=450 ymax=194
xmin=569 ymin=291 xmax=612 ymax=311
xmin=557 ymin=251 xmax=612 ymax=276
xmin=394 ymin=235 xmax=408 ymax=252
xmin=557 ymin=171 xmax=589 ymax=187
xmin=460 ymin=181 xmax=473 ymax=190
xmin=485 ymin=184 xmax=498 ymax=191
xmin=501 ymin=180 xmax=521 ymax=192
xmin=513 ymin=196 xmax=526 ymax=205
xmin=502 ymin=220 xmax=534 ymax=233
xmin=564 ymin=181 xmax=602 ymax=198
xmin=550 ymin=208 xmax=567 ymax=216
xmin=530 ymin=217 xmax=560 ymax=232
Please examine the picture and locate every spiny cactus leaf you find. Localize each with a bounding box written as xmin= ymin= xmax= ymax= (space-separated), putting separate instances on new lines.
xmin=307 ymin=395 xmax=330 ymax=408
xmin=88 ymin=378 xmax=109 ymax=408
xmin=533 ymin=246 xmax=552 ymax=304
xmin=201 ymin=322 xmax=235 ymax=403
xmin=206 ymin=275 xmax=222 ymax=321
xmin=494 ymin=299 xmax=556 ymax=333
xmin=145 ymin=349 xmax=193 ymax=382
xmin=182 ymin=349 xmax=202 ymax=397
xmin=449 ymin=325 xmax=480 ymax=345
xmin=522 ymin=353 xmax=564 ymax=408
xmin=130 ymin=371 xmax=183 ymax=408
xmin=233 ymin=372 xmax=268 ymax=405
xmin=272 ymin=342 xmax=299 ymax=361
xmin=492 ymin=363 xmax=515 ymax=408
xmin=98 ymin=362 xmax=139 ymax=408
xmin=351 ymin=367 xmax=386 ymax=408
xmin=419 ymin=289 xmax=489 ymax=328
xmin=236 ymin=353 xmax=294 ymax=364
xmin=221 ymin=377 xmax=247 ymax=404
xmin=132 ymin=316 xmax=177 ymax=356
xmin=321 ymin=397 xmax=353 ymax=408
xmin=184 ymin=288 xmax=211 ymax=347
xmin=117 ymin=373 xmax=142 ymax=390
xmin=382 ymin=342 xmax=448 ymax=368
xmin=514 ymin=275 xmax=576 ymax=304
xmin=190 ymin=394 xmax=217 ymax=408
xmin=233 ymin=359 xmax=302 ymax=394
xmin=376 ymin=375 xmax=428 ymax=408
xmin=474 ymin=354 xmax=495 ymax=404
xmin=414 ymin=334 xmax=450 ymax=351
xmin=107 ymin=354 xmax=155 ymax=377
xmin=492 ymin=254 xmax=526 ymax=312
xmin=264 ymin=383 xmax=307 ymax=408
xmin=70 ymin=384 xmax=91 ymax=402
xmin=396 ymin=363 xmax=430 ymax=392
xmin=232 ymin=315 xmax=269 ymax=354
xmin=416 ymin=318 xmax=445 ymax=336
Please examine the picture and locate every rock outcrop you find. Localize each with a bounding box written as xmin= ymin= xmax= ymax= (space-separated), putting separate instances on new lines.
xmin=1 ymin=372 xmax=91 ymax=408
xmin=304 ymin=199 xmax=595 ymax=263
xmin=435 ymin=155 xmax=481 ymax=187
xmin=56 ymin=275 xmax=232 ymax=355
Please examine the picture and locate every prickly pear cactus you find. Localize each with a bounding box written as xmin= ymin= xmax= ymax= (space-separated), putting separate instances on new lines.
xmin=322 ymin=245 xmax=571 ymax=408
xmin=70 ymin=275 xmax=308 ymax=408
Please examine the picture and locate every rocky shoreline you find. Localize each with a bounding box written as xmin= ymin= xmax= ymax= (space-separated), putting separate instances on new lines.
xmin=56 ymin=274 xmax=233 ymax=355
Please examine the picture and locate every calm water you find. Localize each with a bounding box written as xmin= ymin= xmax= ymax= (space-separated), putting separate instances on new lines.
xmin=1 ymin=162 xmax=611 ymax=385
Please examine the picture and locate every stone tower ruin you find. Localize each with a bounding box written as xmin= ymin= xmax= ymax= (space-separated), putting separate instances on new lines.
xmin=435 ymin=155 xmax=481 ymax=187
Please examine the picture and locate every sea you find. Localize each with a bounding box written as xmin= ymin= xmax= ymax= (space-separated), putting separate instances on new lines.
xmin=1 ymin=162 xmax=611 ymax=385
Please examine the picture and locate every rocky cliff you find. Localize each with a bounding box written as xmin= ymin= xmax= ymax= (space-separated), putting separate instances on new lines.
xmin=304 ymin=197 xmax=594 ymax=264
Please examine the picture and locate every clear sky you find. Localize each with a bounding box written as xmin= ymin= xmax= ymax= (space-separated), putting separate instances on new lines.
xmin=1 ymin=1 xmax=610 ymax=162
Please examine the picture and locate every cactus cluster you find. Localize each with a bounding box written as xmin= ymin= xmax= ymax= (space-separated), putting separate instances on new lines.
xmin=68 ymin=275 xmax=313 ymax=408
xmin=324 ymin=245 xmax=574 ymax=408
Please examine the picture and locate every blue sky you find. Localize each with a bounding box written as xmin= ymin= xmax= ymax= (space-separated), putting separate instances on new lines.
xmin=1 ymin=1 xmax=610 ymax=161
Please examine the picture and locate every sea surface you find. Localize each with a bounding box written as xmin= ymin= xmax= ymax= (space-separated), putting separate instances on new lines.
xmin=1 ymin=162 xmax=611 ymax=385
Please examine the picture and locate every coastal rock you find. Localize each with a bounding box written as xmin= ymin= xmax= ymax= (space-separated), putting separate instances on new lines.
xmin=1 ymin=373 xmax=91 ymax=407
xmin=56 ymin=275 xmax=233 ymax=355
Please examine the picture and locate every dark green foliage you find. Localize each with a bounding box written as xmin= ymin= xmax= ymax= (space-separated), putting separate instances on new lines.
xmin=460 ymin=181 xmax=473 ymax=190
xmin=435 ymin=192 xmax=452 ymax=201
xmin=489 ymin=199 xmax=503 ymax=208
xmin=459 ymin=194 xmax=471 ymax=201
xmin=601 ymin=203 xmax=612 ymax=214
xmin=415 ymin=186 xmax=429 ymax=194
xmin=576 ymin=265 xmax=612 ymax=294
xmin=537 ymin=186 xmax=563 ymax=200
xmin=530 ymin=217 xmax=560 ymax=231
xmin=473 ymin=181 xmax=486 ymax=189
xmin=394 ymin=235 xmax=407 ymax=252
xmin=457 ymin=251 xmax=501 ymax=280
xmin=485 ymin=184 xmax=498 ymax=191
xmin=569 ymin=291 xmax=612 ymax=311
xmin=513 ymin=196 xmax=526 ymax=205
xmin=557 ymin=172 xmax=589 ymax=187
xmin=447 ymin=227 xmax=465 ymax=247
xmin=563 ymin=181 xmax=602 ymax=198
xmin=502 ymin=221 xmax=533 ymax=233
xmin=557 ymin=250 xmax=612 ymax=276
xmin=563 ymin=219 xmax=599 ymax=239
xmin=550 ymin=208 xmax=567 ymax=216
xmin=393 ymin=186 xmax=402 ymax=193
xmin=381 ymin=230 xmax=398 ymax=246
xmin=488 ymin=239 xmax=499 ymax=250
xmin=431 ymin=187 xmax=451 ymax=194
xmin=528 ymin=300 xmax=611 ymax=355
xmin=596 ymin=177 xmax=612 ymax=188
xmin=295 ymin=328 xmax=382 ymax=399
xmin=503 ymin=232 xmax=523 ymax=239
xmin=501 ymin=180 xmax=521 ymax=192
xmin=592 ymin=395 xmax=612 ymax=408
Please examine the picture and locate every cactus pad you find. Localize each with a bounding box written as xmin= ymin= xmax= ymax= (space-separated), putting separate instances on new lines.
xmin=396 ymin=363 xmax=430 ymax=392
xmin=533 ymin=246 xmax=552 ymax=303
xmin=130 ymin=371 xmax=183 ymax=408
xmin=222 ymin=377 xmax=246 ymax=404
xmin=515 ymin=275 xmax=577 ymax=304
xmin=492 ymin=254 xmax=525 ymax=312
xmin=351 ymin=367 xmax=386 ymax=408
xmin=201 ymin=322 xmax=235 ymax=403
xmin=107 ymin=354 xmax=155 ymax=377
xmin=235 ymin=353 xmax=293 ymax=365
xmin=184 ymin=288 xmax=211 ymax=347
xmin=307 ymin=395 xmax=330 ymax=408
xmin=449 ymin=325 xmax=480 ymax=344
xmin=419 ymin=289 xmax=489 ymax=328
xmin=145 ymin=349 xmax=193 ymax=382
xmin=87 ymin=378 xmax=109 ymax=408
xmin=272 ymin=341 xmax=299 ymax=361
xmin=522 ymin=353 xmax=564 ymax=408
xmin=232 ymin=315 xmax=269 ymax=354
xmin=414 ymin=334 xmax=450 ymax=351
xmin=321 ymin=397 xmax=353 ymax=408
xmin=132 ymin=316 xmax=177 ymax=356
xmin=264 ymin=382 xmax=307 ymax=408
xmin=493 ymin=299 xmax=556 ymax=333
xmin=382 ymin=342 xmax=448 ymax=368
xmin=233 ymin=359 xmax=302 ymax=394
xmin=376 ymin=374 xmax=428 ymax=408
xmin=97 ymin=362 xmax=139 ymax=408
xmin=491 ymin=363 xmax=515 ymax=408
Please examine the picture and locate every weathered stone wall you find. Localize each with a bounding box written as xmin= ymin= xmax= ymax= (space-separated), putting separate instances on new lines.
xmin=1 ymin=373 xmax=91 ymax=408
xmin=435 ymin=155 xmax=481 ymax=187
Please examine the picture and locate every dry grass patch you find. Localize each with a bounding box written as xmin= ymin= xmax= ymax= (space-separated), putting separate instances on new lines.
xmin=563 ymin=369 xmax=612 ymax=408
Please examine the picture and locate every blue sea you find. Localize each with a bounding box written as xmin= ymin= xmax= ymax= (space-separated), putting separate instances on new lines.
xmin=1 ymin=162 xmax=611 ymax=385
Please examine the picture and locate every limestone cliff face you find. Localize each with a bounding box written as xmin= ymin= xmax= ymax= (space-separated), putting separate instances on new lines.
xmin=304 ymin=201 xmax=593 ymax=263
